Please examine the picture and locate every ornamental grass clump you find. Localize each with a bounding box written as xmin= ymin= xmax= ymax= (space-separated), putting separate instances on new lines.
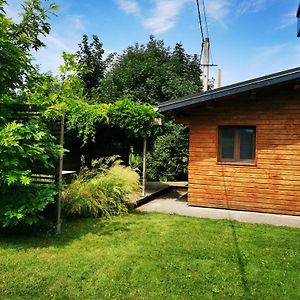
xmin=62 ymin=157 xmax=140 ymax=218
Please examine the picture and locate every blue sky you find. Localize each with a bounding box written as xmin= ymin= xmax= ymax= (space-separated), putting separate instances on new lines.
xmin=6 ymin=0 xmax=300 ymax=86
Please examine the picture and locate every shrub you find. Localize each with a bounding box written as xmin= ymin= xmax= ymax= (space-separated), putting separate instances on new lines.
xmin=147 ymin=121 xmax=189 ymax=181
xmin=0 ymin=118 xmax=62 ymax=228
xmin=62 ymin=158 xmax=140 ymax=218
xmin=0 ymin=184 xmax=57 ymax=228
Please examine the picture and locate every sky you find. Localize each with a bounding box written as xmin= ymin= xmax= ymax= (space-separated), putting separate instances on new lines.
xmin=5 ymin=0 xmax=300 ymax=86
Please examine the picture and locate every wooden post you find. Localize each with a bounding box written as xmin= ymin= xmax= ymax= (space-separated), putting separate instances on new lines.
xmin=56 ymin=116 xmax=64 ymax=234
xmin=142 ymin=137 xmax=147 ymax=197
xmin=203 ymin=37 xmax=210 ymax=92
xmin=218 ymin=69 xmax=222 ymax=88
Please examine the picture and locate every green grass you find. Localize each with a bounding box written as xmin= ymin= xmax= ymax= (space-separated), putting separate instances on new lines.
xmin=0 ymin=212 xmax=299 ymax=300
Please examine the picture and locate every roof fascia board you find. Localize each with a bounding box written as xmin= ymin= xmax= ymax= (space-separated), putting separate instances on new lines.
xmin=158 ymin=69 xmax=300 ymax=113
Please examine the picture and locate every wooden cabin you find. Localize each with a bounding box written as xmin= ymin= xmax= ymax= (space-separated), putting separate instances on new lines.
xmin=158 ymin=67 xmax=300 ymax=216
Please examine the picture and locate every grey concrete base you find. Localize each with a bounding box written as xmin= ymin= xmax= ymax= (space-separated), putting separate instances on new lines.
xmin=137 ymin=195 xmax=300 ymax=228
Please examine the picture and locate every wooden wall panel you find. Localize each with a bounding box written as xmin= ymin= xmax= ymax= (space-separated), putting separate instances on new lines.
xmin=187 ymin=91 xmax=300 ymax=215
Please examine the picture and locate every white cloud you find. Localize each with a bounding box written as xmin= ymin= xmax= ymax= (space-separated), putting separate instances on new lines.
xmin=115 ymin=0 xmax=141 ymax=15
xmin=32 ymin=12 xmax=89 ymax=74
xmin=114 ymin=0 xmax=231 ymax=34
xmin=4 ymin=1 xmax=88 ymax=75
xmin=254 ymin=44 xmax=287 ymax=64
xmin=72 ymin=15 xmax=87 ymax=31
xmin=32 ymin=33 xmax=81 ymax=75
xmin=5 ymin=0 xmax=22 ymax=22
xmin=205 ymin=0 xmax=230 ymax=28
xmin=277 ymin=11 xmax=296 ymax=30
xmin=243 ymin=43 xmax=299 ymax=80
xmin=143 ymin=0 xmax=190 ymax=34
xmin=237 ymin=0 xmax=268 ymax=15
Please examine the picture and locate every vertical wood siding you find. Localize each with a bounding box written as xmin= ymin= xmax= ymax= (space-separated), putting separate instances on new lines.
xmin=188 ymin=92 xmax=300 ymax=215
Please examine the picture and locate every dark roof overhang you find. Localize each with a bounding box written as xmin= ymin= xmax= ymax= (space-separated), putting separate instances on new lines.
xmin=158 ymin=67 xmax=300 ymax=113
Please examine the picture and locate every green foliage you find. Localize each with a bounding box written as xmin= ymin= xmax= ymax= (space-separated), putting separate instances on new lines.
xmin=67 ymin=101 xmax=110 ymax=143
xmin=65 ymin=98 xmax=158 ymax=143
xmin=0 ymin=120 xmax=61 ymax=187
xmin=27 ymin=53 xmax=159 ymax=143
xmin=0 ymin=1 xmax=63 ymax=228
xmin=73 ymin=35 xmax=200 ymax=181
xmin=76 ymin=34 xmax=106 ymax=99
xmin=62 ymin=157 xmax=140 ymax=218
xmin=0 ymin=0 xmax=58 ymax=95
xmin=29 ymin=52 xmax=85 ymax=113
xmin=147 ymin=121 xmax=189 ymax=181
xmin=108 ymin=99 xmax=158 ymax=138
xmin=0 ymin=184 xmax=56 ymax=227
xmin=0 ymin=118 xmax=62 ymax=227
xmin=98 ymin=35 xmax=202 ymax=105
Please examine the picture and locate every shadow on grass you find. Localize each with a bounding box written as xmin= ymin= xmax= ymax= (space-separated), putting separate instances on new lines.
xmin=0 ymin=211 xmax=147 ymax=250
xmin=229 ymin=220 xmax=252 ymax=300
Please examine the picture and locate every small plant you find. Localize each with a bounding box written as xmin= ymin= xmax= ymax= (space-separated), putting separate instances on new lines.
xmin=62 ymin=157 xmax=140 ymax=218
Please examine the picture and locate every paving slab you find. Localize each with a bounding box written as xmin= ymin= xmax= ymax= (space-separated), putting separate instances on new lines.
xmin=137 ymin=190 xmax=300 ymax=228
xmin=130 ymin=181 xmax=187 ymax=208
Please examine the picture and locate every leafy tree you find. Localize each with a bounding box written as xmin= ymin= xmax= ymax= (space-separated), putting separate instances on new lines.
xmin=96 ymin=36 xmax=201 ymax=180
xmin=0 ymin=0 xmax=58 ymax=96
xmin=0 ymin=119 xmax=62 ymax=227
xmin=73 ymin=35 xmax=202 ymax=180
xmin=0 ymin=0 xmax=60 ymax=228
xmin=76 ymin=34 xmax=106 ymax=99
xmin=147 ymin=121 xmax=189 ymax=181
xmin=99 ymin=35 xmax=202 ymax=105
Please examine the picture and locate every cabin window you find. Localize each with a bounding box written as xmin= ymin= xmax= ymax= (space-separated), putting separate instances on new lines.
xmin=218 ymin=126 xmax=256 ymax=163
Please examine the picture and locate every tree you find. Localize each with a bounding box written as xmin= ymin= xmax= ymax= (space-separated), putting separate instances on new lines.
xmin=73 ymin=35 xmax=202 ymax=180
xmin=147 ymin=121 xmax=189 ymax=181
xmin=0 ymin=0 xmax=58 ymax=96
xmin=76 ymin=34 xmax=106 ymax=100
xmin=0 ymin=0 xmax=60 ymax=228
xmin=99 ymin=35 xmax=202 ymax=105
xmin=96 ymin=36 xmax=201 ymax=180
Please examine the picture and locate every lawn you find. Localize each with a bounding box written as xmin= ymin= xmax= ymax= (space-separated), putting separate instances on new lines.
xmin=0 ymin=212 xmax=299 ymax=300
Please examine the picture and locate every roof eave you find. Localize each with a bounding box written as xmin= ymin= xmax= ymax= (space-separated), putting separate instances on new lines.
xmin=158 ymin=68 xmax=300 ymax=113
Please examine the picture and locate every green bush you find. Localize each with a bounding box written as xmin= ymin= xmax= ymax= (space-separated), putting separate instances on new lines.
xmin=147 ymin=121 xmax=189 ymax=181
xmin=0 ymin=184 xmax=57 ymax=228
xmin=0 ymin=119 xmax=62 ymax=228
xmin=62 ymin=158 xmax=140 ymax=218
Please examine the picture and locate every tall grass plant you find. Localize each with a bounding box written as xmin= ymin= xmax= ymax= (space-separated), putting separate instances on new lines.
xmin=62 ymin=157 xmax=140 ymax=218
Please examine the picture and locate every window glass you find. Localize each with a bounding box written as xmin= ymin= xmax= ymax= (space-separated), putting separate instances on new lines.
xmin=219 ymin=126 xmax=256 ymax=163
xmin=240 ymin=128 xmax=255 ymax=160
xmin=220 ymin=127 xmax=235 ymax=159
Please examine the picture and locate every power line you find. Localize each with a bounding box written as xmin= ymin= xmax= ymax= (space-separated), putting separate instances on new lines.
xmin=199 ymin=41 xmax=204 ymax=66
xmin=201 ymin=0 xmax=215 ymax=65
xmin=201 ymin=0 xmax=216 ymax=66
xmin=201 ymin=0 xmax=209 ymax=39
xmin=195 ymin=0 xmax=205 ymax=43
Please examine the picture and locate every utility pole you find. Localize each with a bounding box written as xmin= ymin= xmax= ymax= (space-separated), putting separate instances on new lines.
xmin=218 ymin=69 xmax=222 ymax=88
xmin=202 ymin=37 xmax=210 ymax=92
